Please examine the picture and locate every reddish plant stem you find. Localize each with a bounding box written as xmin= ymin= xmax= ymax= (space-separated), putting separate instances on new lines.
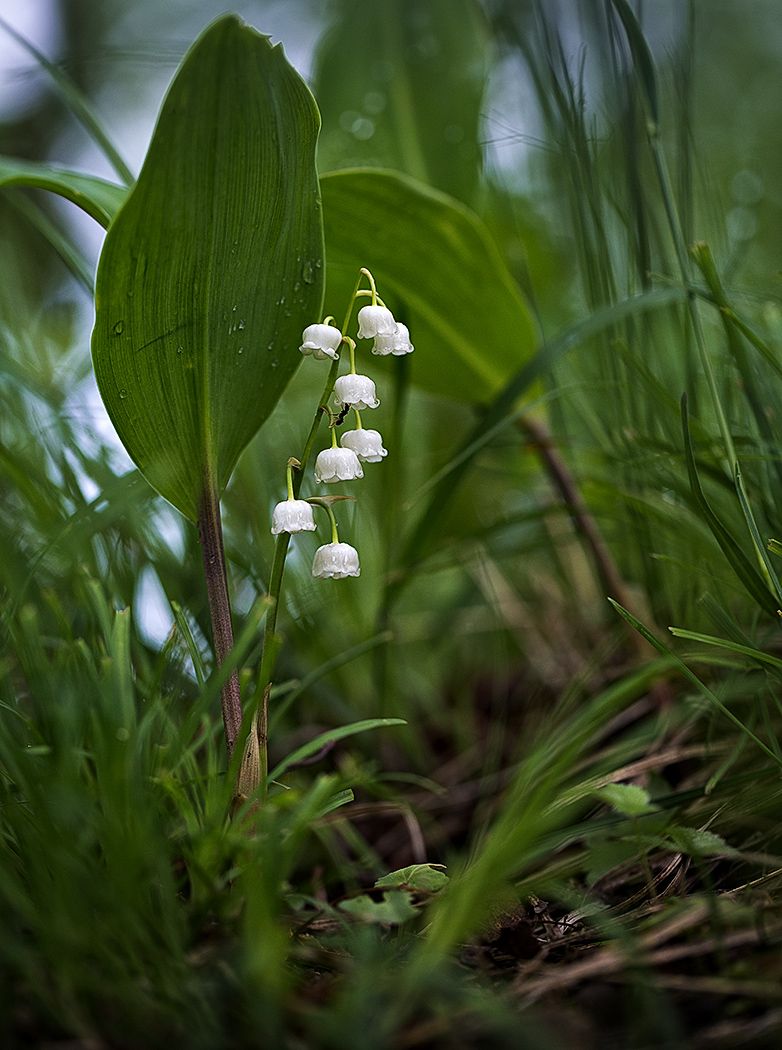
xmin=518 ymin=415 xmax=634 ymax=613
xmin=198 ymin=483 xmax=242 ymax=755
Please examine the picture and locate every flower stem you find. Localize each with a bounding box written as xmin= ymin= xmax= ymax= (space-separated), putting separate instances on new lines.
xmin=197 ymin=482 xmax=242 ymax=756
xmin=237 ymin=355 xmax=342 ymax=801
xmin=325 ymin=503 xmax=340 ymax=545
xmin=236 ymin=266 xmax=374 ymax=801
xmin=345 ymin=336 xmax=357 ymax=374
xmin=354 ymin=408 xmax=364 ymax=429
xmin=360 ymin=266 xmax=378 ymax=305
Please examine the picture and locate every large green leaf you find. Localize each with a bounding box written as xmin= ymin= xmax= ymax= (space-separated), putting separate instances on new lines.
xmin=91 ymin=17 xmax=324 ymax=521
xmin=313 ymin=0 xmax=489 ymax=204
xmin=321 ymin=169 xmax=536 ymax=403
xmin=0 ymin=157 xmax=126 ymax=228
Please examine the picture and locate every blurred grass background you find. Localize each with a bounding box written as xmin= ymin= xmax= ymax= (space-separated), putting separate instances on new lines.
xmin=2 ymin=1 xmax=782 ymax=1047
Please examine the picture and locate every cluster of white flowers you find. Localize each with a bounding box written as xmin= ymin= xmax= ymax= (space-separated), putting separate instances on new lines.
xmin=271 ymin=280 xmax=413 ymax=579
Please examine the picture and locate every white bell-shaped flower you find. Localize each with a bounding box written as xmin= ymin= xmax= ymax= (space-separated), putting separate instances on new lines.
xmin=357 ymin=305 xmax=396 ymax=339
xmin=372 ymin=322 xmax=414 ymax=356
xmin=340 ymin=428 xmax=388 ymax=463
xmin=314 ymin=446 xmax=364 ymax=483
xmin=271 ymin=499 xmax=316 ymax=535
xmin=334 ymin=373 xmax=380 ymax=410
xmin=299 ymin=323 xmax=343 ymax=360
xmin=311 ymin=541 xmax=360 ymax=579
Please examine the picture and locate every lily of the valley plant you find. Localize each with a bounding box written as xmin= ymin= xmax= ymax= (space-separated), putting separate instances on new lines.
xmin=236 ymin=268 xmax=413 ymax=801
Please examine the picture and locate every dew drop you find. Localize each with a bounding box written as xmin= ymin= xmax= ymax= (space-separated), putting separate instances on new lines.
xmin=237 ymin=346 xmax=244 ymax=355
xmin=363 ymin=90 xmax=386 ymax=115
xmin=176 ymin=345 xmax=184 ymax=355
xmin=302 ymin=260 xmax=315 ymax=284
xmin=339 ymin=108 xmax=361 ymax=132
xmin=266 ymin=341 xmax=274 ymax=351
xmin=112 ymin=320 xmax=124 ymax=335
xmin=238 ymin=319 xmax=245 ymax=330
xmin=119 ymin=388 xmax=128 ymax=399
xmin=350 ymin=116 xmax=375 ymax=141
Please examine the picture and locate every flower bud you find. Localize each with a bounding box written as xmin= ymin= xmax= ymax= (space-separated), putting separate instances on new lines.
xmin=314 ymin=446 xmax=364 ymax=483
xmin=334 ymin=374 xmax=380 ymax=410
xmin=357 ymin=305 xmax=396 ymax=339
xmin=340 ymin=428 xmax=388 ymax=463
xmin=312 ymin=542 xmax=361 ymax=579
xmin=299 ymin=323 xmax=343 ymax=360
xmin=271 ymin=499 xmax=316 ymax=535
xmin=372 ymin=322 xmax=414 ymax=356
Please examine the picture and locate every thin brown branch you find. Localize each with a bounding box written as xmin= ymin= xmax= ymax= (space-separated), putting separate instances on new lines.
xmin=518 ymin=415 xmax=633 ymax=609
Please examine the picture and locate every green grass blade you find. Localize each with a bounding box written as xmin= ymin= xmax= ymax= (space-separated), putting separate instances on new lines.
xmin=610 ymin=599 xmax=782 ymax=767
xmin=668 ymin=626 xmax=782 ymax=674
xmin=0 ymin=15 xmax=133 ymax=185
xmin=394 ymin=287 xmax=687 ymax=584
xmin=268 ymin=718 xmax=406 ymax=783
xmin=5 ymin=192 xmax=93 ymax=291
xmin=734 ymin=462 xmax=782 ymax=603
xmin=609 ymin=0 xmax=659 ymax=126
xmin=0 ymin=156 xmax=127 ymax=227
xmin=681 ymin=395 xmax=778 ymax=616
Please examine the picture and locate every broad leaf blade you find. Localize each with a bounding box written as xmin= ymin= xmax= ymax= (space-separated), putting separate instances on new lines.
xmin=91 ymin=17 xmax=324 ymax=521
xmin=321 ymin=168 xmax=536 ymax=404
xmin=0 ymin=157 xmax=126 ymax=228
xmin=313 ymin=0 xmax=489 ymax=204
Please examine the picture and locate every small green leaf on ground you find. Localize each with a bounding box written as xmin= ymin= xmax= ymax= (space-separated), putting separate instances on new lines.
xmin=669 ymin=827 xmax=732 ymax=857
xmin=375 ymin=863 xmax=449 ymax=893
xmin=340 ymin=890 xmax=418 ymax=925
xmin=595 ymin=783 xmax=658 ymax=817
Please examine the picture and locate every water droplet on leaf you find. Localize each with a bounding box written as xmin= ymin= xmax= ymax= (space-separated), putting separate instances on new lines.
xmin=113 ymin=320 xmax=124 ymax=335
